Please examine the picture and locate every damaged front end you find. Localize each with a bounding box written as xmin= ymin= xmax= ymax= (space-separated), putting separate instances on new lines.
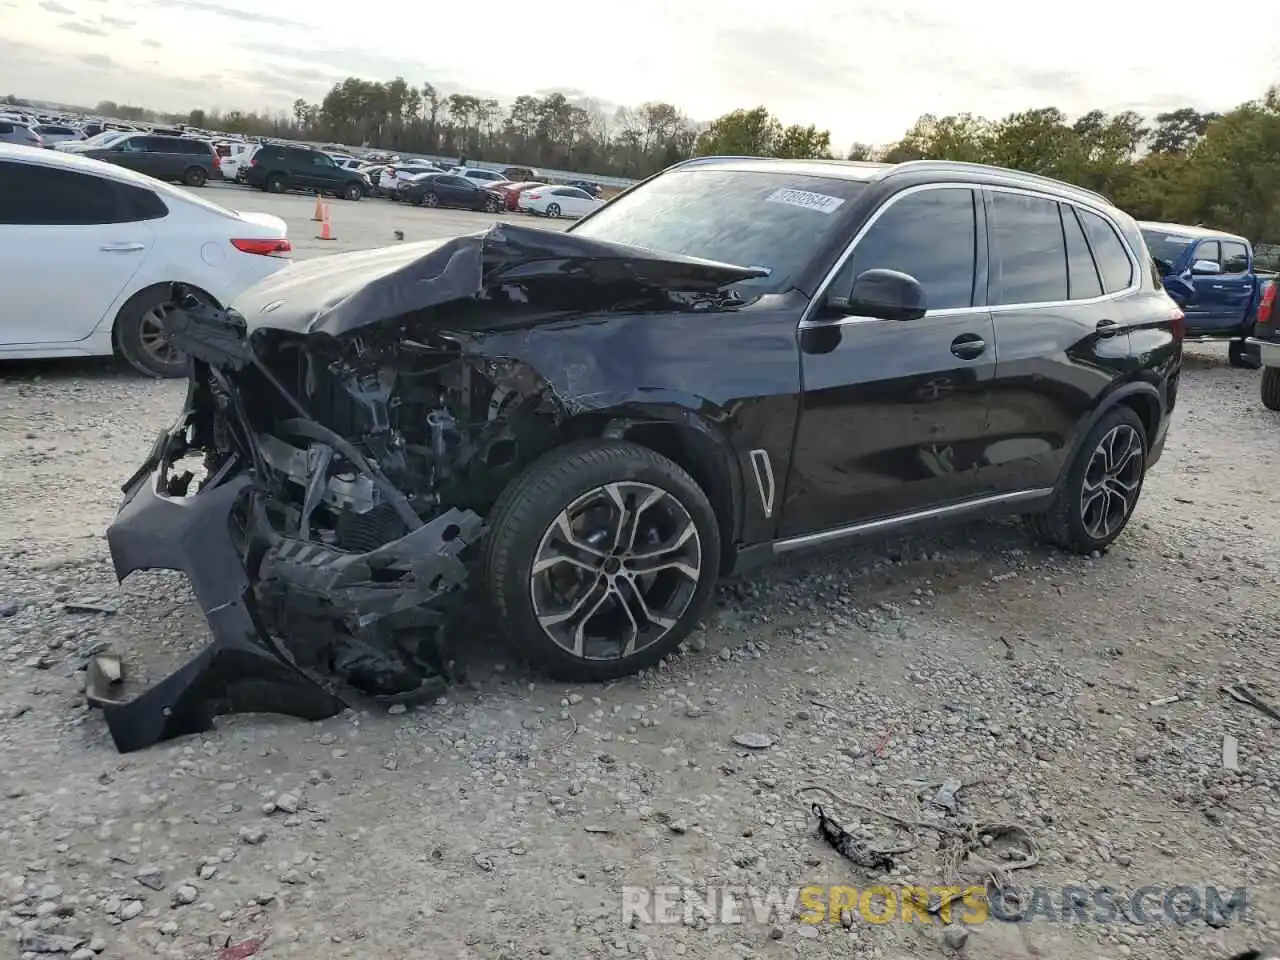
xmin=98 ymin=222 xmax=763 ymax=751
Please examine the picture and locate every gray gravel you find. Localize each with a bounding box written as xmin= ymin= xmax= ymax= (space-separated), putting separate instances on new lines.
xmin=0 ymin=194 xmax=1277 ymax=959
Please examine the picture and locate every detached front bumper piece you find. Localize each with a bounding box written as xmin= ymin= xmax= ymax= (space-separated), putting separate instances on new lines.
xmin=98 ymin=417 xmax=481 ymax=753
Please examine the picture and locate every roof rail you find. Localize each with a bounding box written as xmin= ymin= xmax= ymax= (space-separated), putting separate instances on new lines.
xmin=889 ymin=160 xmax=1112 ymax=205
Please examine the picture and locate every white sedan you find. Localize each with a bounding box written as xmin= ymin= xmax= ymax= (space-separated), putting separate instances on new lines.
xmin=518 ymin=185 xmax=604 ymax=219
xmin=0 ymin=144 xmax=291 ymax=378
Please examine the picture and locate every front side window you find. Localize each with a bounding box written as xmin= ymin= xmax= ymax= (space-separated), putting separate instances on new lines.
xmin=990 ymin=192 xmax=1067 ymax=305
xmin=835 ymin=187 xmax=977 ymax=311
xmin=0 ymin=161 xmax=126 ymax=225
xmin=1078 ymin=208 xmax=1134 ymax=293
xmin=569 ymin=168 xmax=870 ymax=292
xmin=1192 ymin=240 xmax=1221 ymax=267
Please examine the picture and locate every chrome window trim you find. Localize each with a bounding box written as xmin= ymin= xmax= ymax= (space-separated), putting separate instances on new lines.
xmin=798 ymin=181 xmax=1143 ymax=331
xmin=748 ymin=448 xmax=776 ymax=519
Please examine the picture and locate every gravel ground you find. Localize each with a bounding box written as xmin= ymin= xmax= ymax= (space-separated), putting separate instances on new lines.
xmin=1 ymin=191 xmax=1278 ymax=960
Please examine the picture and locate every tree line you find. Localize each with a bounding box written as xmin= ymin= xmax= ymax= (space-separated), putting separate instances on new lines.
xmin=6 ymin=81 xmax=1278 ymax=244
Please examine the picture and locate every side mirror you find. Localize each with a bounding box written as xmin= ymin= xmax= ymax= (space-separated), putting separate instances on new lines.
xmin=1191 ymin=259 xmax=1221 ymax=275
xmin=835 ymin=268 xmax=928 ymax=322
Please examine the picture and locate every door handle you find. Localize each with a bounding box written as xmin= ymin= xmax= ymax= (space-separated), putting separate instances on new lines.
xmin=950 ymin=334 xmax=986 ymax=359
xmin=100 ymin=242 xmax=145 ymax=252
xmin=1095 ymin=318 xmax=1121 ymax=338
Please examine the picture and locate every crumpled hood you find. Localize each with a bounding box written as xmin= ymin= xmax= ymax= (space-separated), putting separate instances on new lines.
xmin=230 ymin=221 xmax=766 ymax=338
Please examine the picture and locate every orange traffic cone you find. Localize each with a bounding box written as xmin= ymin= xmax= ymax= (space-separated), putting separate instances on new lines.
xmin=316 ymin=202 xmax=335 ymax=241
xmin=311 ymin=192 xmax=324 ymax=221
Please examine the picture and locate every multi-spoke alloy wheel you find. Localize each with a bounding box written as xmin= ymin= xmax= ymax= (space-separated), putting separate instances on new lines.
xmin=483 ymin=440 xmax=721 ymax=680
xmin=531 ymin=481 xmax=702 ymax=661
xmin=1029 ymin=405 xmax=1148 ymax=554
xmin=1079 ymin=424 xmax=1143 ymax=540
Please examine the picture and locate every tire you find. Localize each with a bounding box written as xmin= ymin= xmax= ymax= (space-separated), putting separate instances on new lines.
xmin=266 ymin=174 xmax=287 ymax=194
xmin=1229 ymin=340 xmax=1262 ymax=369
xmin=1262 ymin=367 xmax=1280 ymax=411
xmin=485 ymin=197 xmax=500 ymax=213
xmin=182 ymin=166 xmax=207 ymax=187
xmin=343 ymin=182 xmax=362 ymax=201
xmin=114 ymin=288 xmax=191 ymax=379
xmin=482 ymin=439 xmax=721 ymax=682
xmin=1029 ymin=405 xmax=1148 ymax=554
xmin=423 ymin=192 xmax=440 ymax=208
xmin=545 ymin=202 xmax=561 ymax=218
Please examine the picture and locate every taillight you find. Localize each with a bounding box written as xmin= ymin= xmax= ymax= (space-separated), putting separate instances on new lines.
xmin=211 ymin=153 xmax=221 ymax=168
xmin=1169 ymin=305 xmax=1185 ymax=344
xmin=231 ymin=237 xmax=291 ymax=257
xmin=1258 ymin=282 xmax=1276 ymax=328
xmin=526 ymin=193 xmax=541 ymax=200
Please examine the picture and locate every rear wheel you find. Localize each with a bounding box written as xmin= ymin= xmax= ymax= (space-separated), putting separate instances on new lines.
xmin=1029 ymin=405 xmax=1148 ymax=554
xmin=182 ymin=166 xmax=207 ymax=187
xmin=1229 ymin=340 xmax=1262 ymax=369
xmin=1262 ymin=367 xmax=1280 ymax=411
xmin=266 ymin=174 xmax=287 ymax=194
xmin=545 ymin=202 xmax=561 ymax=218
xmin=482 ymin=440 xmax=720 ymax=681
xmin=115 ymin=289 xmax=190 ymax=379
xmin=485 ymin=196 xmax=500 ymax=213
xmin=343 ymin=182 xmax=362 ymax=201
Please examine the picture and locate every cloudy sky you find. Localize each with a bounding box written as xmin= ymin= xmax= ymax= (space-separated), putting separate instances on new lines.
xmin=2 ymin=0 xmax=1278 ymax=146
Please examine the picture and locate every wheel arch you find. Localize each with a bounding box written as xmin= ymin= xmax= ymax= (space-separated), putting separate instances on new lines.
xmin=1055 ymin=381 xmax=1162 ymax=493
xmin=558 ymin=411 xmax=745 ymax=574
xmin=110 ymin=282 xmax=221 ymax=350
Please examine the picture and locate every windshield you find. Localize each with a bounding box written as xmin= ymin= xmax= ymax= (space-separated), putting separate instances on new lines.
xmin=1141 ymin=229 xmax=1194 ymax=274
xmin=569 ymin=168 xmax=867 ymax=291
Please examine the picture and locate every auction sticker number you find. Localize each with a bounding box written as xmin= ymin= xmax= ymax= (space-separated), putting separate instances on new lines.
xmin=766 ymin=188 xmax=845 ymax=214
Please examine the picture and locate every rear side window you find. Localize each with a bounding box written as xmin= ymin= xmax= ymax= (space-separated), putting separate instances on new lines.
xmin=989 ymin=192 xmax=1067 ymax=305
xmin=1062 ymin=205 xmax=1103 ymax=300
xmin=0 ymin=161 xmax=136 ymax=225
xmin=180 ymin=140 xmax=212 ymax=155
xmin=0 ymin=122 xmax=12 ymax=134
xmin=118 ymin=182 xmax=169 ymax=221
xmin=1221 ymin=241 xmax=1250 ymax=274
xmin=1078 ymin=209 xmax=1134 ymax=293
xmin=840 ymin=187 xmax=978 ymax=311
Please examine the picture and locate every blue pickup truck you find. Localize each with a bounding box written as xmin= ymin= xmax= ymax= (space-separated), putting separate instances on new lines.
xmin=1140 ymin=221 xmax=1277 ymax=368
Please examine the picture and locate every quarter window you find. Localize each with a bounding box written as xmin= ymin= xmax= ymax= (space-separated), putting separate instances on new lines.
xmin=1078 ymin=208 xmax=1134 ymax=293
xmin=1062 ymin=205 xmax=1103 ymax=300
xmin=0 ymin=161 xmax=131 ymax=225
xmin=838 ymin=187 xmax=977 ymax=311
xmin=1221 ymin=241 xmax=1250 ymax=274
xmin=989 ymin=192 xmax=1067 ymax=305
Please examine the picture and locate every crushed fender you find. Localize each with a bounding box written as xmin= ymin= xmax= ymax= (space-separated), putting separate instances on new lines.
xmin=95 ymin=223 xmax=759 ymax=751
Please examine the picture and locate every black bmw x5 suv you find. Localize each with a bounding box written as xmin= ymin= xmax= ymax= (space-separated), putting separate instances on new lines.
xmin=100 ymin=156 xmax=1182 ymax=750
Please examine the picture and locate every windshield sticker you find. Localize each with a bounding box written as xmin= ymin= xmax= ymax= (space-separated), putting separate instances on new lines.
xmin=765 ymin=188 xmax=846 ymax=214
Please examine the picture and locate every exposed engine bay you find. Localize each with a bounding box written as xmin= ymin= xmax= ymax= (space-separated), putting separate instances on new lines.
xmin=92 ymin=222 xmax=765 ymax=752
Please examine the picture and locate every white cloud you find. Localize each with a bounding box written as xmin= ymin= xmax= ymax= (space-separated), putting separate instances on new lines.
xmin=2 ymin=0 xmax=1277 ymax=147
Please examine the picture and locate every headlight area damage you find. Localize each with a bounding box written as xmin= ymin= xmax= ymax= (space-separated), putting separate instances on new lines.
xmin=94 ymin=222 xmax=763 ymax=752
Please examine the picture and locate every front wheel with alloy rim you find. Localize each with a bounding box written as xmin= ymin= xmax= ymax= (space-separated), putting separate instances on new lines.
xmin=482 ymin=440 xmax=721 ymax=681
xmin=1029 ymin=405 xmax=1148 ymax=554
xmin=115 ymin=289 xmax=190 ymax=378
xmin=343 ymin=182 xmax=362 ymax=201
xmin=423 ymin=192 xmax=440 ymax=208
